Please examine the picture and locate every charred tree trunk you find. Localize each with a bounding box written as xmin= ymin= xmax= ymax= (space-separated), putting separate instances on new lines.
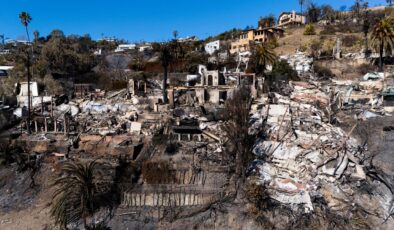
xmin=163 ymin=65 xmax=168 ymax=104
xmin=379 ymin=40 xmax=384 ymax=72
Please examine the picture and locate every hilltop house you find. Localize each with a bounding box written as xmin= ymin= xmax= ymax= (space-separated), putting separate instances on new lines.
xmin=137 ymin=43 xmax=153 ymax=52
xmin=205 ymin=40 xmax=221 ymax=55
xmin=0 ymin=66 xmax=13 ymax=78
xmin=115 ymin=44 xmax=136 ymax=53
xmin=230 ymin=27 xmax=284 ymax=54
xmin=178 ymin=36 xmax=199 ymax=43
xmin=278 ymin=11 xmax=306 ymax=27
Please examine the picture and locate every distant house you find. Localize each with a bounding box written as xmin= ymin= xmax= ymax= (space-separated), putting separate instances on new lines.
xmin=230 ymin=27 xmax=284 ymax=54
xmin=97 ymin=37 xmax=117 ymax=43
xmin=205 ymin=40 xmax=221 ymax=55
xmin=178 ymin=36 xmax=199 ymax=43
xmin=278 ymin=11 xmax=306 ymax=27
xmin=138 ymin=43 xmax=153 ymax=52
xmin=0 ymin=49 xmax=11 ymax=55
xmin=5 ymin=39 xmax=31 ymax=46
xmin=0 ymin=66 xmax=13 ymax=78
xmin=115 ymin=44 xmax=136 ymax=53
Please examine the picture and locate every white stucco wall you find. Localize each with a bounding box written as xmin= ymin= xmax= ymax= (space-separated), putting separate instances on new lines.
xmin=205 ymin=40 xmax=220 ymax=55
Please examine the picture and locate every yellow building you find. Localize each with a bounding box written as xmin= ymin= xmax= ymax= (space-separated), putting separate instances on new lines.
xmin=230 ymin=27 xmax=284 ymax=54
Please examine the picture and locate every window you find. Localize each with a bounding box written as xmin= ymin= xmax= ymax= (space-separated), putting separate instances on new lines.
xmin=207 ymin=75 xmax=213 ymax=86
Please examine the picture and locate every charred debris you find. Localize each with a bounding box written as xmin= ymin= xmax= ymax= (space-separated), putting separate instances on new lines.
xmin=1 ymin=54 xmax=394 ymax=229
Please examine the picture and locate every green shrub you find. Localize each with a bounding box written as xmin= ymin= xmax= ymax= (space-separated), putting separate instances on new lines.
xmin=299 ymin=45 xmax=308 ymax=52
xmin=270 ymin=60 xmax=299 ymax=81
xmin=304 ymin=24 xmax=316 ymax=35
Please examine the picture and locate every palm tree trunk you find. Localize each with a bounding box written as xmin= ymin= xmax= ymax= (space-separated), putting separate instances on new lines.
xmin=163 ymin=66 xmax=168 ymax=104
xmin=25 ymin=25 xmax=32 ymax=134
xmin=25 ymin=27 xmax=31 ymax=44
xmin=379 ymin=40 xmax=384 ymax=72
xmin=27 ymin=53 xmax=31 ymax=134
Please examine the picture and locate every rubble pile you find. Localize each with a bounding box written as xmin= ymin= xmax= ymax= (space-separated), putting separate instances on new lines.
xmin=280 ymin=52 xmax=313 ymax=76
xmin=249 ymin=81 xmax=393 ymax=221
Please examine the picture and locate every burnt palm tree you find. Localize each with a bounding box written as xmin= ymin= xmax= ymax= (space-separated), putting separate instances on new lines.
xmin=306 ymin=2 xmax=321 ymax=23
xmin=51 ymin=160 xmax=100 ymax=229
xmin=159 ymin=44 xmax=173 ymax=104
xmin=371 ymin=18 xmax=394 ymax=71
xmin=19 ymin=11 xmax=32 ymax=134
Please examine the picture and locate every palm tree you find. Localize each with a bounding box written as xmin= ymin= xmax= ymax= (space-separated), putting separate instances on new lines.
xmin=159 ymin=44 xmax=173 ymax=104
xmin=254 ymin=43 xmax=277 ymax=76
xmin=173 ymin=30 xmax=178 ymax=40
xmin=19 ymin=12 xmax=32 ymax=42
xmin=51 ymin=160 xmax=100 ymax=229
xmin=388 ymin=0 xmax=393 ymax=7
xmin=19 ymin=11 xmax=32 ymax=134
xmin=258 ymin=15 xmax=276 ymax=28
xmin=371 ymin=18 xmax=394 ymax=71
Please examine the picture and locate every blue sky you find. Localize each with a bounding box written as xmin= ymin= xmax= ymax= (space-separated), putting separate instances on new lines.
xmin=0 ymin=0 xmax=388 ymax=42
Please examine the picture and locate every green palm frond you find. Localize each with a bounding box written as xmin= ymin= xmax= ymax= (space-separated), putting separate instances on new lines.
xmin=19 ymin=12 xmax=32 ymax=27
xmin=50 ymin=160 xmax=101 ymax=228
xmin=255 ymin=43 xmax=277 ymax=72
xmin=371 ymin=18 xmax=394 ymax=54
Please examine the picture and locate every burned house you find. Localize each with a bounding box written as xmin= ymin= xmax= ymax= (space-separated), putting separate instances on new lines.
xmin=169 ymin=65 xmax=258 ymax=108
xmin=128 ymin=79 xmax=148 ymax=96
xmin=170 ymin=118 xmax=202 ymax=142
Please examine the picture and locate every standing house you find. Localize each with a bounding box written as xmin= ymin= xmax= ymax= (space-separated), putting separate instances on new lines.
xmin=278 ymin=11 xmax=306 ymax=27
xmin=230 ymin=27 xmax=284 ymax=54
xmin=0 ymin=66 xmax=13 ymax=78
xmin=205 ymin=40 xmax=221 ymax=55
xmin=115 ymin=44 xmax=137 ymax=53
xmin=138 ymin=43 xmax=153 ymax=52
